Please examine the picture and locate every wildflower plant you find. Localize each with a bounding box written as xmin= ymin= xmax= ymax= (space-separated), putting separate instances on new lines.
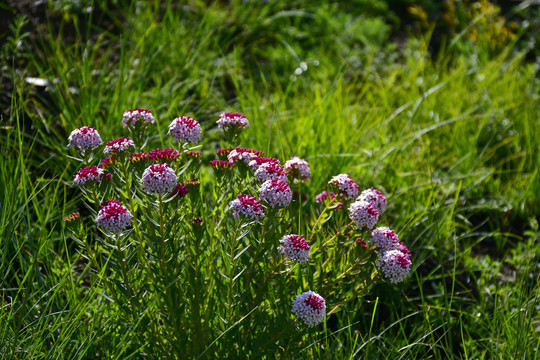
xmin=65 ymin=109 xmax=413 ymax=358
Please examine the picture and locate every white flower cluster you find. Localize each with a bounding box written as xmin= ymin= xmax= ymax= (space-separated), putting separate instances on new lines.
xmin=216 ymin=112 xmax=249 ymax=129
xmin=122 ymin=109 xmax=156 ymax=127
xmin=228 ymin=149 xmax=257 ymax=165
xmin=95 ymin=200 xmax=133 ymax=234
xmin=376 ymin=249 xmax=412 ymax=284
xmin=73 ymin=166 xmax=107 ymax=185
xmin=279 ymin=234 xmax=310 ymax=263
xmin=285 ymin=157 xmax=310 ymax=183
xmin=348 ymin=200 xmax=379 ymax=230
xmin=254 ymin=162 xmax=288 ymax=182
xmin=370 ymin=227 xmax=400 ymax=251
xmin=103 ymin=137 xmax=135 ymax=155
xmin=248 ymin=157 xmax=279 ymax=171
xmin=141 ymin=163 xmax=178 ymax=195
xmin=229 ymin=194 xmax=265 ymax=221
xmin=328 ymin=174 xmax=359 ymax=201
xmin=258 ymin=179 xmax=292 ymax=208
xmin=67 ymin=126 xmax=103 ymax=151
xmin=291 ymin=291 xmax=326 ymax=326
xmin=358 ymin=188 xmax=386 ymax=215
xmin=168 ymin=116 xmax=202 ymax=144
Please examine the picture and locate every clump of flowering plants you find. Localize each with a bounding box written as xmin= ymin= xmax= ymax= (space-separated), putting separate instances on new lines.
xmin=64 ymin=109 xmax=412 ymax=359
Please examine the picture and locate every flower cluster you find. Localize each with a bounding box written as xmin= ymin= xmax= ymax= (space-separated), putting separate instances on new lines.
xmin=104 ymin=137 xmax=135 ymax=155
xmin=67 ymin=126 xmax=103 ymax=151
xmin=130 ymin=152 xmax=149 ymax=163
xmin=254 ymin=162 xmax=288 ymax=182
xmin=141 ymin=163 xmax=178 ymax=195
xmin=397 ymin=242 xmax=412 ymax=260
xmin=122 ymin=108 xmax=155 ymax=127
xmin=96 ymin=200 xmax=133 ymax=234
xmin=172 ymin=183 xmax=189 ymax=198
xmin=228 ymin=148 xmax=264 ymax=165
xmin=285 ymin=157 xmax=310 ymax=183
xmin=210 ymin=160 xmax=231 ymax=169
xmin=99 ymin=156 xmax=117 ymax=168
xmin=229 ymin=194 xmax=264 ymax=221
xmin=315 ymin=190 xmax=342 ymax=209
xmin=74 ymin=166 xmax=112 ymax=185
xmin=63 ymin=211 xmax=80 ymax=222
xmin=291 ymin=291 xmax=326 ymax=326
xmin=258 ymin=179 xmax=292 ymax=208
xmin=348 ymin=200 xmax=379 ymax=230
xmin=185 ymin=151 xmax=202 ymax=159
xmin=148 ymin=148 xmax=181 ymax=162
xmin=358 ymin=188 xmax=386 ymax=215
xmin=248 ymin=157 xmax=280 ymax=171
xmin=279 ymin=234 xmax=310 ymax=263
xmin=67 ymin=107 xmax=413 ymax=334
xmin=168 ymin=116 xmax=202 ymax=144
xmin=376 ymin=250 xmax=412 ymax=284
xmin=370 ymin=227 xmax=400 ymax=251
xmin=329 ymin=174 xmax=359 ymax=201
xmin=216 ymin=148 xmax=232 ymax=158
xmin=217 ymin=112 xmax=249 ymax=130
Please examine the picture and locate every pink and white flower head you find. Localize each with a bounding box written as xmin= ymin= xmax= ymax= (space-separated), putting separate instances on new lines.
xmin=96 ymin=200 xmax=133 ymax=234
xmin=358 ymin=188 xmax=387 ymax=215
xmin=285 ymin=157 xmax=311 ymax=183
xmin=67 ymin=126 xmax=103 ymax=152
xmin=348 ymin=200 xmax=379 ymax=230
xmin=254 ymin=162 xmax=288 ymax=182
xmin=377 ymin=249 xmax=412 ymax=284
xmin=74 ymin=166 xmax=111 ymax=185
xmin=248 ymin=157 xmax=280 ymax=171
xmin=104 ymin=137 xmax=135 ymax=155
xmin=291 ymin=291 xmax=326 ymax=326
xmin=141 ymin=163 xmax=178 ymax=195
xmin=279 ymin=234 xmax=310 ymax=263
xmin=227 ymin=148 xmax=264 ymax=165
xmin=397 ymin=241 xmax=411 ymax=260
xmin=229 ymin=194 xmax=264 ymax=221
xmin=217 ymin=112 xmax=249 ymax=130
xmin=258 ymin=179 xmax=292 ymax=208
xmin=328 ymin=174 xmax=359 ymax=201
xmin=370 ymin=227 xmax=400 ymax=251
xmin=168 ymin=116 xmax=202 ymax=144
xmin=122 ymin=108 xmax=155 ymax=128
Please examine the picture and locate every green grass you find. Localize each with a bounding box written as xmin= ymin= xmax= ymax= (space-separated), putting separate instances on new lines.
xmin=1 ymin=1 xmax=539 ymax=359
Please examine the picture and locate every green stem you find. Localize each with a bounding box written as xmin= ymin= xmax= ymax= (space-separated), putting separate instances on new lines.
xmin=313 ymin=221 xmax=354 ymax=255
xmin=309 ymin=203 xmax=332 ymax=241
xmin=227 ymin=221 xmax=240 ymax=323
xmin=158 ymin=195 xmax=178 ymax=336
xmin=251 ymin=259 xmax=285 ymax=308
xmin=326 ymin=272 xmax=382 ymax=316
xmin=115 ymin=233 xmax=136 ymax=319
xmin=245 ymin=220 xmax=268 ymax=287
xmin=191 ymin=228 xmax=204 ymax=354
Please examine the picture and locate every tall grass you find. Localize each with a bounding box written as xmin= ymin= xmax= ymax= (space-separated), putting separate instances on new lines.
xmin=1 ymin=1 xmax=538 ymax=358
